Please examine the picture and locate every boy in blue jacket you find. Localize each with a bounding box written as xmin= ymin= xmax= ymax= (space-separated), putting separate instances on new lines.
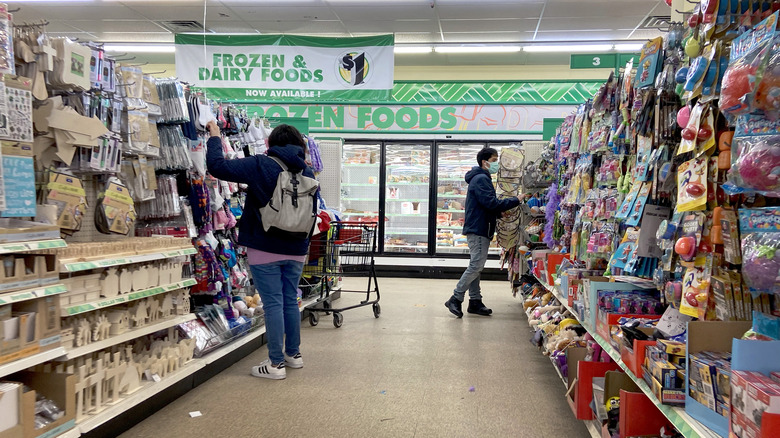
xmin=206 ymin=121 xmax=314 ymax=380
xmin=445 ymin=147 xmax=519 ymax=317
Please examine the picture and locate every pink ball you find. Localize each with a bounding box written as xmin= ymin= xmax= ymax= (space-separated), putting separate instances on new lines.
xmin=677 ymin=106 xmax=691 ymax=128
xmin=737 ymin=143 xmax=780 ymax=191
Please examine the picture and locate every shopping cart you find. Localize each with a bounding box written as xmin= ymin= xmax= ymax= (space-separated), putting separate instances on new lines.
xmin=301 ymin=221 xmax=380 ymax=328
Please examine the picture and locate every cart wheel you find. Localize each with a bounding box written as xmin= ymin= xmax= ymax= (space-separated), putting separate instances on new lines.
xmin=309 ymin=312 xmax=319 ymax=326
xmin=372 ymin=303 xmax=381 ymax=318
xmin=333 ymin=312 xmax=343 ymax=328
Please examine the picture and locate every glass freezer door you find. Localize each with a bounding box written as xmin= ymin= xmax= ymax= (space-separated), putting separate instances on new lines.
xmin=384 ymin=143 xmax=432 ymax=254
xmin=340 ymin=142 xmax=381 ymax=223
xmin=435 ymin=143 xmax=484 ymax=255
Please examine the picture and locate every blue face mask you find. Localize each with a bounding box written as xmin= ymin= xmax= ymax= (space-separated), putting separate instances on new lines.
xmin=488 ymin=161 xmax=499 ymax=174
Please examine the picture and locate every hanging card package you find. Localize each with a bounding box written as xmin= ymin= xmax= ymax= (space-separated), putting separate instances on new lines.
xmin=2 ymin=75 xmax=33 ymax=143
xmin=0 ymin=4 xmax=13 ymax=75
xmin=44 ymin=170 xmax=87 ymax=232
xmin=119 ymin=65 xmax=144 ymax=100
xmin=94 ymin=178 xmax=136 ymax=235
xmin=50 ymin=37 xmax=92 ymax=90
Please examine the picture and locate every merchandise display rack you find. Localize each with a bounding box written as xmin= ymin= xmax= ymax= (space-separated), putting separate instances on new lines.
xmin=0 ymin=238 xmax=67 ymax=254
xmin=61 ymin=279 xmax=197 ymax=316
xmin=535 ymin=275 xmax=720 ymax=438
xmin=0 ymin=347 xmax=68 ymax=378
xmin=60 ymin=248 xmax=197 ymax=273
xmin=60 ymin=314 xmax=198 ymax=360
xmin=0 ymin=283 xmax=67 ymax=305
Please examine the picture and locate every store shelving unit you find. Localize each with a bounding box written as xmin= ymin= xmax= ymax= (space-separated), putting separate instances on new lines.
xmin=60 ymin=247 xmax=197 ymax=273
xmin=0 ymin=347 xmax=68 ymax=378
xmin=60 ymin=314 xmax=198 ymax=360
xmin=0 ymin=283 xmax=67 ymax=305
xmin=62 ymin=279 xmax=197 ymax=316
xmin=0 ymin=238 xmax=67 ymax=254
xmin=534 ymin=276 xmax=721 ymax=438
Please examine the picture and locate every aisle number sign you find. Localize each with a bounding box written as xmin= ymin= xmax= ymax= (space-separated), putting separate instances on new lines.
xmin=175 ymin=34 xmax=395 ymax=101
xmin=570 ymin=53 xmax=639 ymax=69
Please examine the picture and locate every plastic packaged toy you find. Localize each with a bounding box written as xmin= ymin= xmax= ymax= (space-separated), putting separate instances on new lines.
xmin=738 ymin=207 xmax=780 ymax=297
xmin=724 ymin=115 xmax=780 ymax=196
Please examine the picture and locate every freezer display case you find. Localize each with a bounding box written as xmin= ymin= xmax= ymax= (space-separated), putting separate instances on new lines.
xmin=384 ymin=143 xmax=432 ymax=254
xmin=338 ymin=141 xmax=522 ymax=257
xmin=340 ymin=142 xmax=381 ymax=223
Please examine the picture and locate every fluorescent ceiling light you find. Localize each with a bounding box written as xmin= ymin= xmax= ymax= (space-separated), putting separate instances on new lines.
xmin=614 ymin=43 xmax=644 ymax=52
xmin=104 ymin=44 xmax=176 ymax=53
xmin=435 ymin=45 xmax=521 ymax=54
xmin=394 ymin=46 xmax=433 ymax=54
xmin=523 ymin=44 xmax=613 ymax=53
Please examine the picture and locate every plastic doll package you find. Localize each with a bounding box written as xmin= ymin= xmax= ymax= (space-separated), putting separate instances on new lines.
xmin=724 ymin=114 xmax=780 ymax=196
xmin=738 ymin=208 xmax=780 ymax=298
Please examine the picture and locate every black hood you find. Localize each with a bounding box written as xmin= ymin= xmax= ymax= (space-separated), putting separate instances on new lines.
xmin=268 ymin=144 xmax=307 ymax=172
xmin=465 ymin=166 xmax=489 ymax=183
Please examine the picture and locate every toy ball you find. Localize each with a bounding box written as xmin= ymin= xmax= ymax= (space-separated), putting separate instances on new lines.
xmin=686 ymin=182 xmax=706 ymax=197
xmin=685 ymin=38 xmax=701 ymax=58
xmin=720 ymin=63 xmax=756 ymax=115
xmin=697 ymin=125 xmax=713 ymax=140
xmin=682 ymin=127 xmax=697 ymax=141
xmin=676 ymin=67 xmax=689 ymax=84
xmin=677 ymin=106 xmax=691 ymax=128
xmin=675 ymin=236 xmax=696 ymax=259
xmin=737 ymin=142 xmax=780 ymax=191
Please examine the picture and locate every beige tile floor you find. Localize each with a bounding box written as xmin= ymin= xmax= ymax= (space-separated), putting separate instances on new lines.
xmin=120 ymin=278 xmax=590 ymax=438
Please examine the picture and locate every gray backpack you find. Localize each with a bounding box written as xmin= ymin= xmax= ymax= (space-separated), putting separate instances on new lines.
xmin=259 ymin=157 xmax=320 ymax=240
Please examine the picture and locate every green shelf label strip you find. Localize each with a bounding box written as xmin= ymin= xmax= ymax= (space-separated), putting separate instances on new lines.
xmin=0 ymin=239 xmax=66 ymax=254
xmin=63 ymin=248 xmax=198 ymax=273
xmin=64 ymin=279 xmax=196 ymax=316
xmin=0 ymin=284 xmax=67 ymax=306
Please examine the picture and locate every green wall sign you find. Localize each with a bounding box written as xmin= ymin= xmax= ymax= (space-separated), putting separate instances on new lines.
xmin=570 ymin=53 xmax=617 ymax=69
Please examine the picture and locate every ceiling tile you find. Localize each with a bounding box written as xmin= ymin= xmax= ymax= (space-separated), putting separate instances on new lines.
xmin=226 ymin=6 xmax=338 ymax=21
xmin=436 ymin=3 xmax=545 ymax=20
xmin=332 ymin=5 xmax=436 ymax=21
xmin=66 ymin=20 xmax=169 ymax=33
xmin=528 ymin=29 xmax=634 ymax=41
xmin=440 ymin=18 xmax=538 ymax=33
xmin=247 ymin=20 xmax=346 ymax=33
xmin=394 ymin=32 xmax=438 ymax=43
xmin=442 ymin=32 xmax=525 ymax=43
xmin=543 ymin=0 xmax=661 ymax=19
xmin=340 ymin=20 xmax=435 ymax=33
xmin=122 ymin=5 xmax=238 ymax=22
xmin=14 ymin=4 xmax=149 ymax=21
xmin=93 ymin=32 xmax=175 ymax=43
xmin=538 ymin=16 xmax=647 ymax=32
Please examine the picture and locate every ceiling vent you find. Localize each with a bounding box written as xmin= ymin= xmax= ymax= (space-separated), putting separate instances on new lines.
xmin=159 ymin=20 xmax=206 ymax=33
xmin=640 ymin=16 xmax=672 ymax=29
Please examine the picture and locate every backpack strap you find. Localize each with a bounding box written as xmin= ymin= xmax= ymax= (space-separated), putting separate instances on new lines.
xmin=269 ymin=156 xmax=289 ymax=172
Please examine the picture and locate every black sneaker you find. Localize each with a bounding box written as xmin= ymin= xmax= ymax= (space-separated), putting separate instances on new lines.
xmin=445 ymin=296 xmax=463 ymax=318
xmin=467 ymin=299 xmax=492 ymax=316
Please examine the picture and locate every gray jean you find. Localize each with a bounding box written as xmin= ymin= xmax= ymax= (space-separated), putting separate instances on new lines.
xmin=453 ymin=234 xmax=490 ymax=301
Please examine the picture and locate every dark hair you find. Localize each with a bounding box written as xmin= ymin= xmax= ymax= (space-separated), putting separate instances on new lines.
xmin=268 ymin=124 xmax=306 ymax=148
xmin=477 ymin=147 xmax=498 ymax=167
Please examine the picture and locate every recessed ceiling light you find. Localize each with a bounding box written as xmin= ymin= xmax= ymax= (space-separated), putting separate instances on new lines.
xmin=394 ymin=46 xmax=433 ymax=54
xmin=523 ymin=44 xmax=613 ymax=53
xmin=435 ymin=45 xmax=521 ymax=54
xmin=104 ymin=44 xmax=176 ymax=53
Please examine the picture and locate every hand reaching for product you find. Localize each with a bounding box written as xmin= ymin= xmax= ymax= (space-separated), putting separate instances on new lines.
xmin=206 ymin=120 xmax=221 ymax=138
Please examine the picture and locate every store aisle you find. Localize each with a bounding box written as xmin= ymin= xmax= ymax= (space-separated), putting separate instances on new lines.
xmin=120 ymin=278 xmax=589 ymax=438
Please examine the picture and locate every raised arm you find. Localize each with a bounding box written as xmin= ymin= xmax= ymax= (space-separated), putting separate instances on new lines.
xmin=205 ymin=121 xmax=258 ymax=184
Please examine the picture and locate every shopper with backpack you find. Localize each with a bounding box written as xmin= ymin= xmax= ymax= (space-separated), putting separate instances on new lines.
xmin=206 ymin=121 xmax=318 ymax=380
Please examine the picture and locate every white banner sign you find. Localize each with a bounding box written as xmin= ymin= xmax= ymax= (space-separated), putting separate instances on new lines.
xmin=175 ymin=34 xmax=395 ymax=101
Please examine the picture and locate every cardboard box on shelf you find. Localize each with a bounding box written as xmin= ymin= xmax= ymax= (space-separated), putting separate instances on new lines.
xmin=0 ymin=219 xmax=60 ymax=244
xmin=13 ymin=371 xmax=76 ymax=438
xmin=686 ymin=321 xmax=752 ymax=438
xmin=646 ymin=356 xmax=678 ymax=388
xmin=642 ymin=366 xmax=686 ymax=406
xmin=0 ymin=382 xmax=22 ymax=438
xmin=14 ymin=295 xmax=61 ymax=342
xmin=595 ymin=308 xmax=662 ymax=342
xmin=731 ymin=370 xmax=780 ymax=437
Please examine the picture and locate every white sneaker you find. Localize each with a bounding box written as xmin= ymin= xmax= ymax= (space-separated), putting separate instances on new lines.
xmin=251 ymin=360 xmax=286 ymax=380
xmin=284 ymin=353 xmax=303 ymax=369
